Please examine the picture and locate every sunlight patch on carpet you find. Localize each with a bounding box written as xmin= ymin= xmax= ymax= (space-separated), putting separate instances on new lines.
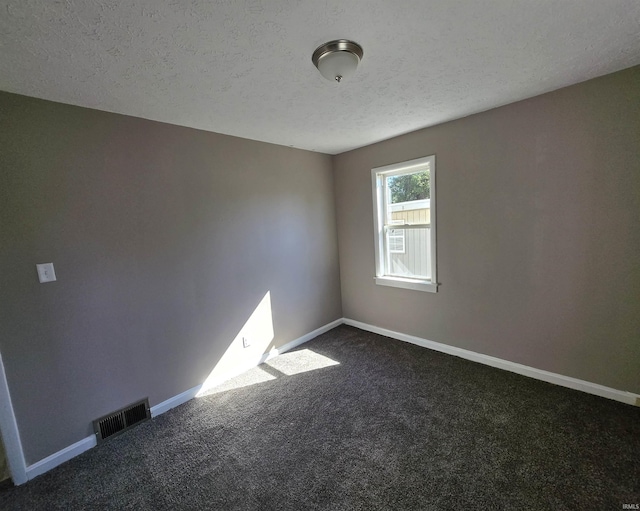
xmin=265 ymin=349 xmax=339 ymax=376
xmin=197 ymin=349 xmax=340 ymax=397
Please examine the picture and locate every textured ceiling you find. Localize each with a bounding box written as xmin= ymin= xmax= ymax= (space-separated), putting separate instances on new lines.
xmin=1 ymin=1 xmax=639 ymax=154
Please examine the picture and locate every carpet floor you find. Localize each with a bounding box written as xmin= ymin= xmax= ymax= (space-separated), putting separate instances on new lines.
xmin=1 ymin=325 xmax=638 ymax=510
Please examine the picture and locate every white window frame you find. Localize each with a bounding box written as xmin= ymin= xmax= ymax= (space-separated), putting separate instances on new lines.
xmin=372 ymin=155 xmax=438 ymax=293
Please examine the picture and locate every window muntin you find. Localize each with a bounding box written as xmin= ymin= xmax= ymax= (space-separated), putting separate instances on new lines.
xmin=372 ymin=156 xmax=437 ymax=293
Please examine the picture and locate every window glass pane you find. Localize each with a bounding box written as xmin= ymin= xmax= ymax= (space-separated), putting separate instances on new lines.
xmin=386 ymin=227 xmax=431 ymax=280
xmin=385 ymin=170 xmax=430 ymax=204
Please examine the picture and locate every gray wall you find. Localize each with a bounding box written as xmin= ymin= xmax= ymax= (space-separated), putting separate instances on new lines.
xmin=334 ymin=66 xmax=640 ymax=395
xmin=0 ymin=92 xmax=342 ymax=463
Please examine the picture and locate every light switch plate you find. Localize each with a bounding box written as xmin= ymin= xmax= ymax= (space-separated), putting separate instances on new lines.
xmin=36 ymin=263 xmax=57 ymax=283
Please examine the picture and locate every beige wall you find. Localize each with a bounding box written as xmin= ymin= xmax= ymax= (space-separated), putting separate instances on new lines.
xmin=0 ymin=92 xmax=342 ymax=463
xmin=334 ymin=66 xmax=640 ymax=394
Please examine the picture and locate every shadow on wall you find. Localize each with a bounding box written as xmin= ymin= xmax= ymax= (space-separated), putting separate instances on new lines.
xmin=196 ymin=291 xmax=339 ymax=397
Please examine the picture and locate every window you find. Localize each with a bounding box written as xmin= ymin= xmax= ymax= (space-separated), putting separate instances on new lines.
xmin=372 ymin=155 xmax=437 ymax=293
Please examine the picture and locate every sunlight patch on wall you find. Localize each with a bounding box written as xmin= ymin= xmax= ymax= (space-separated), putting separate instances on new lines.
xmin=196 ymin=292 xmax=274 ymax=397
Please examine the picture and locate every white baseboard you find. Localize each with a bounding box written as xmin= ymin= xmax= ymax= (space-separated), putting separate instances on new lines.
xmin=150 ymin=385 xmax=202 ymax=418
xmin=26 ymin=435 xmax=96 ymax=481
xmin=343 ymin=318 xmax=640 ymax=406
xmin=21 ymin=317 xmax=343 ymax=483
xmin=265 ymin=318 xmax=344 ymax=360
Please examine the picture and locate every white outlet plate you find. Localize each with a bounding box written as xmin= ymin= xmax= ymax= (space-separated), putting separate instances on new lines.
xmin=36 ymin=263 xmax=57 ymax=283
xmin=242 ymin=337 xmax=251 ymax=348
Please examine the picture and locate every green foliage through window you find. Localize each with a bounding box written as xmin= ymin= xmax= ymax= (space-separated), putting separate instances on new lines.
xmin=387 ymin=171 xmax=430 ymax=203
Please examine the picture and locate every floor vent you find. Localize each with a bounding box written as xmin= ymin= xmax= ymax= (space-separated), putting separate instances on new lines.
xmin=93 ymin=398 xmax=151 ymax=443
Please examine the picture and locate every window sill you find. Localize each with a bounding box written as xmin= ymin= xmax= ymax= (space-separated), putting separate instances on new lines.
xmin=374 ymin=276 xmax=438 ymax=293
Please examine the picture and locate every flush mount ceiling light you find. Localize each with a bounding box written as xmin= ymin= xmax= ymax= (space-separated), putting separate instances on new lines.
xmin=312 ymin=39 xmax=364 ymax=83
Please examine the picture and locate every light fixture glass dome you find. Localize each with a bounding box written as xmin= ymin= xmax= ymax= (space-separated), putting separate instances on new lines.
xmin=312 ymin=40 xmax=363 ymax=83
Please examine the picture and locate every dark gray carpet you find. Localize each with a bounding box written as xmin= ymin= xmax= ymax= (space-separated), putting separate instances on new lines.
xmin=1 ymin=325 xmax=639 ymax=510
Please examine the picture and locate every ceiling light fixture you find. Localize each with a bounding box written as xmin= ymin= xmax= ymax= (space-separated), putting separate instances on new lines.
xmin=312 ymin=39 xmax=364 ymax=83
